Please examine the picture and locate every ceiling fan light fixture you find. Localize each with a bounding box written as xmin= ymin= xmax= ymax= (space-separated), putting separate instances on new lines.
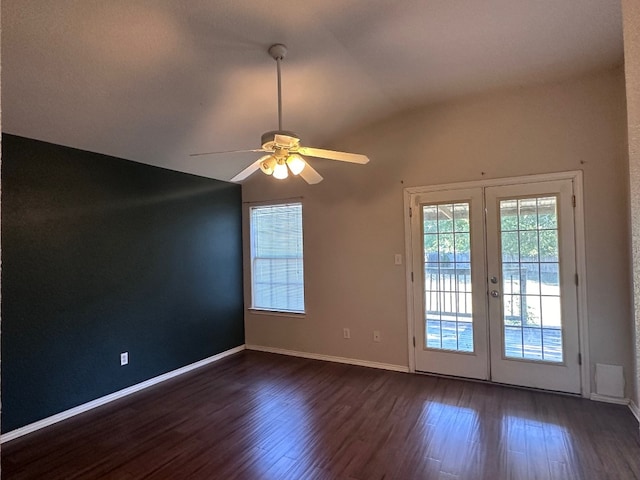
xmin=272 ymin=160 xmax=289 ymax=180
xmin=286 ymin=154 xmax=306 ymax=175
xmin=259 ymin=155 xmax=276 ymax=175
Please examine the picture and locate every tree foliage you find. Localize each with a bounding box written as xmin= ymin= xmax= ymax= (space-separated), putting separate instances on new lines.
xmin=423 ymin=207 xmax=558 ymax=262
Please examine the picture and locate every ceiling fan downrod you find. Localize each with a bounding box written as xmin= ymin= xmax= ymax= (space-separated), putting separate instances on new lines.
xmin=268 ymin=44 xmax=287 ymax=131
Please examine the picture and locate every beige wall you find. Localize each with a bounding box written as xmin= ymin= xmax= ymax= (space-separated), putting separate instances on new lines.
xmin=242 ymin=67 xmax=633 ymax=397
xmin=623 ymin=0 xmax=640 ymax=408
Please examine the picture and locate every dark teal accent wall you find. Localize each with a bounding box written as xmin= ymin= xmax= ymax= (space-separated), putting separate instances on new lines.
xmin=1 ymin=134 xmax=245 ymax=433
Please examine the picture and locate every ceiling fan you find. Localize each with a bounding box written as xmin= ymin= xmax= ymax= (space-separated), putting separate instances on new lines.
xmin=190 ymin=44 xmax=370 ymax=184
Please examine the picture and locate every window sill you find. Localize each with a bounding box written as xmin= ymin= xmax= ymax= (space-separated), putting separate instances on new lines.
xmin=248 ymin=308 xmax=306 ymax=319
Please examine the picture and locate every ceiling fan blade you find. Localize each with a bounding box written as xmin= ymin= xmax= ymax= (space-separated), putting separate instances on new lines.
xmin=190 ymin=148 xmax=267 ymax=158
xmin=297 ymin=147 xmax=369 ymax=164
xmin=230 ymin=158 xmax=263 ymax=182
xmin=299 ymin=163 xmax=323 ymax=184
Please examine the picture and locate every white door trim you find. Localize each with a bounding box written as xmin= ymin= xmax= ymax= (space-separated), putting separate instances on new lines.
xmin=403 ymin=171 xmax=590 ymax=397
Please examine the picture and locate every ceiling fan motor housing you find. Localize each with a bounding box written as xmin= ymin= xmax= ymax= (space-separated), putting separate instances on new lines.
xmin=261 ymin=130 xmax=300 ymax=150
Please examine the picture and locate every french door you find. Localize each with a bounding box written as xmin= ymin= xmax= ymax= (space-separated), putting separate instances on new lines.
xmin=408 ymin=177 xmax=582 ymax=394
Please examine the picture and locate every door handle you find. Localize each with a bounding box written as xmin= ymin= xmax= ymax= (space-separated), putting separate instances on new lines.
xmin=490 ymin=290 xmax=500 ymax=298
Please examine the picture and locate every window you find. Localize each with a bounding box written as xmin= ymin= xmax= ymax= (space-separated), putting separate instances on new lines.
xmin=249 ymin=202 xmax=305 ymax=313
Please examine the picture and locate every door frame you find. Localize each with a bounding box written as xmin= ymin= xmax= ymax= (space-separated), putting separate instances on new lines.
xmin=403 ymin=171 xmax=590 ymax=397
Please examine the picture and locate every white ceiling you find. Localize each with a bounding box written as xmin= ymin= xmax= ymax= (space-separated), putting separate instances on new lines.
xmin=2 ymin=0 xmax=624 ymax=181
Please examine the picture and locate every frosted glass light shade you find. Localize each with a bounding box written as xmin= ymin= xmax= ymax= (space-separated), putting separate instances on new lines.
xmin=273 ymin=161 xmax=289 ymax=179
xmin=286 ymin=154 xmax=306 ymax=175
xmin=259 ymin=155 xmax=276 ymax=175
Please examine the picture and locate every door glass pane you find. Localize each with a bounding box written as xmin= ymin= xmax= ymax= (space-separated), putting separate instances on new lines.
xmin=500 ymin=196 xmax=563 ymax=362
xmin=423 ymin=202 xmax=473 ymax=352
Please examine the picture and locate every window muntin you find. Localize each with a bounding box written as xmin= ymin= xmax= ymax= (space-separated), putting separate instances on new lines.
xmin=423 ymin=202 xmax=474 ymax=352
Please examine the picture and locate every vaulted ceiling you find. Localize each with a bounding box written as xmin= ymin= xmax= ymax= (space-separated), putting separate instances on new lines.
xmin=2 ymin=1 xmax=624 ymax=181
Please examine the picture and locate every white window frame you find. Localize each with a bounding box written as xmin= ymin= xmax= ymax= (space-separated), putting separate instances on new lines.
xmin=248 ymin=200 xmax=305 ymax=315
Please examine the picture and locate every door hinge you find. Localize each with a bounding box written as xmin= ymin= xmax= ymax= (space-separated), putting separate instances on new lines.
xmin=413 ymin=336 xmax=416 ymax=347
xmin=409 ymin=207 xmax=413 ymax=218
xmin=575 ymin=273 xmax=579 ymax=286
xmin=578 ymin=353 xmax=582 ymax=365
xmin=411 ymin=271 xmax=414 ymax=282
xmin=572 ymin=195 xmax=576 ymax=208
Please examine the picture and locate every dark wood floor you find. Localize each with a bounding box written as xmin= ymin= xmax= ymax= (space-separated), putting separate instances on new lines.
xmin=3 ymin=351 xmax=639 ymax=479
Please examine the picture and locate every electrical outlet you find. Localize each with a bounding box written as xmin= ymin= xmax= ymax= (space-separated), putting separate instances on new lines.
xmin=373 ymin=330 xmax=381 ymax=342
xmin=343 ymin=328 xmax=351 ymax=339
xmin=120 ymin=352 xmax=129 ymax=366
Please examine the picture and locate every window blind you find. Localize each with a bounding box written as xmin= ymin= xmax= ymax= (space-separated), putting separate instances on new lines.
xmin=250 ymin=202 xmax=304 ymax=313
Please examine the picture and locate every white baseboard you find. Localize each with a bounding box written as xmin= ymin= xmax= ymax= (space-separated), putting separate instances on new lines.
xmin=246 ymin=344 xmax=410 ymax=373
xmin=629 ymin=400 xmax=640 ymax=424
xmin=590 ymin=393 xmax=630 ymax=405
xmin=1 ymin=345 xmax=246 ymax=444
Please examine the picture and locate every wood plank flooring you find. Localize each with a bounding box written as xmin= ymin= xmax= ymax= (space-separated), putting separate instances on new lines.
xmin=3 ymin=350 xmax=639 ymax=479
